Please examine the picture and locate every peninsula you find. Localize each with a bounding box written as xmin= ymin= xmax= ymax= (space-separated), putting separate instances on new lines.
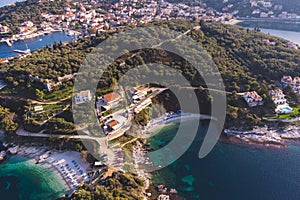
xmin=0 ymin=0 xmax=300 ymax=199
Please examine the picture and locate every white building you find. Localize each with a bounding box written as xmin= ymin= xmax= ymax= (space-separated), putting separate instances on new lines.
xmin=281 ymin=75 xmax=300 ymax=93
xmin=243 ymin=91 xmax=264 ymax=107
xmin=74 ymin=90 xmax=92 ymax=104
xmin=134 ymin=98 xmax=152 ymax=114
xmin=269 ymin=89 xmax=287 ymax=105
xmin=96 ymin=92 xmax=121 ymax=112
xmin=129 ymin=86 xmax=149 ymax=103
xmin=34 ymin=105 xmax=43 ymax=112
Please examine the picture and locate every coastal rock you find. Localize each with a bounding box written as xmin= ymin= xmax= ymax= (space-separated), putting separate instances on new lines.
xmin=157 ymin=194 xmax=170 ymax=200
xmin=8 ymin=146 xmax=18 ymax=154
xmin=0 ymin=150 xmax=6 ymax=161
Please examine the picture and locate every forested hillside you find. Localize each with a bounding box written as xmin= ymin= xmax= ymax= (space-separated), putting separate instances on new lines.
xmin=1 ymin=20 xmax=300 ymax=128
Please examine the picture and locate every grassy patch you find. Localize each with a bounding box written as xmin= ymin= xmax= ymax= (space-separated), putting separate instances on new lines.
xmin=28 ymin=103 xmax=69 ymax=123
xmin=44 ymin=85 xmax=73 ymax=101
xmin=264 ymin=107 xmax=300 ymax=120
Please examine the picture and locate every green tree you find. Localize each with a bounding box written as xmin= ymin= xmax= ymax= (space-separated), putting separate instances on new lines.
xmin=1 ymin=119 xmax=18 ymax=132
xmin=35 ymin=89 xmax=45 ymax=100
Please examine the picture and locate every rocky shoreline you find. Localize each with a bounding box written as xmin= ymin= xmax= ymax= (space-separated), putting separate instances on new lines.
xmin=132 ymin=140 xmax=152 ymax=199
xmin=223 ymin=125 xmax=300 ymax=147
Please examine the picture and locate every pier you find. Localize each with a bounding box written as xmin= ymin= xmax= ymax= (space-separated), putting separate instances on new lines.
xmin=13 ymin=49 xmax=30 ymax=54
xmin=1 ymin=39 xmax=13 ymax=47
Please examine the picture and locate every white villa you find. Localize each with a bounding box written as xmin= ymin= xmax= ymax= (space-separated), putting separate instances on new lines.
xmin=74 ymin=90 xmax=92 ymax=104
xmin=134 ymin=98 xmax=152 ymax=114
xmin=129 ymin=86 xmax=149 ymax=103
xmin=281 ymin=75 xmax=300 ymax=93
xmin=269 ymin=89 xmax=287 ymax=105
xmin=243 ymin=91 xmax=264 ymax=107
xmin=269 ymin=89 xmax=294 ymax=114
xmin=96 ymin=91 xmax=121 ymax=112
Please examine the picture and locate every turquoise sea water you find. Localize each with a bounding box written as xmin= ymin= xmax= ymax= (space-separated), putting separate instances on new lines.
xmin=149 ymin=121 xmax=300 ymax=200
xmin=0 ymin=156 xmax=67 ymax=200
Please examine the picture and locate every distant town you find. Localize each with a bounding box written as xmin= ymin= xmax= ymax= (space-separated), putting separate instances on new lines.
xmin=0 ymin=0 xmax=234 ymax=52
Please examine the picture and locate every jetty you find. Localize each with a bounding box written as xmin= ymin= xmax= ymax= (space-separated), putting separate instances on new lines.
xmin=14 ymin=49 xmax=30 ymax=53
xmin=6 ymin=39 xmax=13 ymax=46
xmin=13 ymin=49 xmax=31 ymax=54
xmin=13 ymin=43 xmax=30 ymax=54
xmin=0 ymin=39 xmax=13 ymax=47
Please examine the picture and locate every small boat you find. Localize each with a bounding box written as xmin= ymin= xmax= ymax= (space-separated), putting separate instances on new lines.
xmin=39 ymin=38 xmax=42 ymax=41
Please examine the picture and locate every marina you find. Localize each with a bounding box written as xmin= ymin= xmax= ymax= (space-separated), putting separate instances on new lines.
xmin=0 ymin=31 xmax=75 ymax=58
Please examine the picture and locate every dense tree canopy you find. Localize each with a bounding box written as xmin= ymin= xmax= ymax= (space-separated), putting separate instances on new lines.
xmin=1 ymin=20 xmax=300 ymax=129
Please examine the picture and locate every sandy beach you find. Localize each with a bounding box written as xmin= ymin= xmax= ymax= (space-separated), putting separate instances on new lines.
xmin=142 ymin=112 xmax=210 ymax=135
xmin=6 ymin=145 xmax=90 ymax=195
xmin=46 ymin=151 xmax=90 ymax=194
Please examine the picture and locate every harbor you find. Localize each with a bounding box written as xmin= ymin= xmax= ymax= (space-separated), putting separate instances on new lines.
xmin=0 ymin=31 xmax=75 ymax=59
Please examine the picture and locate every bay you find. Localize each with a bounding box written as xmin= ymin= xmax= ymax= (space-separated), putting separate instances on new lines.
xmin=0 ymin=31 xmax=74 ymax=58
xmin=149 ymin=121 xmax=300 ymax=200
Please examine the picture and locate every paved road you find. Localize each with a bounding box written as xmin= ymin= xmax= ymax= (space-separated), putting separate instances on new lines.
xmin=15 ymin=88 xmax=169 ymax=166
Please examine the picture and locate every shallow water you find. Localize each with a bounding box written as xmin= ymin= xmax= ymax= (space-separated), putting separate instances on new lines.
xmin=0 ymin=156 xmax=67 ymax=200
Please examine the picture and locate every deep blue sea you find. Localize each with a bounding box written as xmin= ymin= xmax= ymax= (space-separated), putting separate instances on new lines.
xmin=149 ymin=121 xmax=300 ymax=200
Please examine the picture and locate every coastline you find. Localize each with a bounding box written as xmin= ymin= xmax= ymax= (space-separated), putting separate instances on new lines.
xmin=132 ymin=140 xmax=152 ymax=199
xmin=1 ymin=144 xmax=90 ymax=198
xmin=142 ymin=112 xmax=212 ymax=135
xmin=226 ymin=19 xmax=243 ymax=25
xmin=12 ymin=146 xmax=71 ymax=195
xmin=0 ymin=154 xmax=68 ymax=199
xmin=223 ymin=125 xmax=300 ymax=148
xmin=0 ymin=29 xmax=78 ymax=45
xmin=142 ymin=113 xmax=300 ymax=149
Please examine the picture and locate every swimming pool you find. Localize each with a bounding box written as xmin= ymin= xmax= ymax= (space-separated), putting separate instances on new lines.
xmin=277 ymin=105 xmax=294 ymax=114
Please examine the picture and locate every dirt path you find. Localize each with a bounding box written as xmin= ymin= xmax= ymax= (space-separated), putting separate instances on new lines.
xmin=0 ymin=94 xmax=71 ymax=105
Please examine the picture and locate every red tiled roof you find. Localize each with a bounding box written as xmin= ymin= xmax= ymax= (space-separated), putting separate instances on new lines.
xmin=103 ymin=92 xmax=120 ymax=102
xmin=109 ymin=120 xmax=118 ymax=127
